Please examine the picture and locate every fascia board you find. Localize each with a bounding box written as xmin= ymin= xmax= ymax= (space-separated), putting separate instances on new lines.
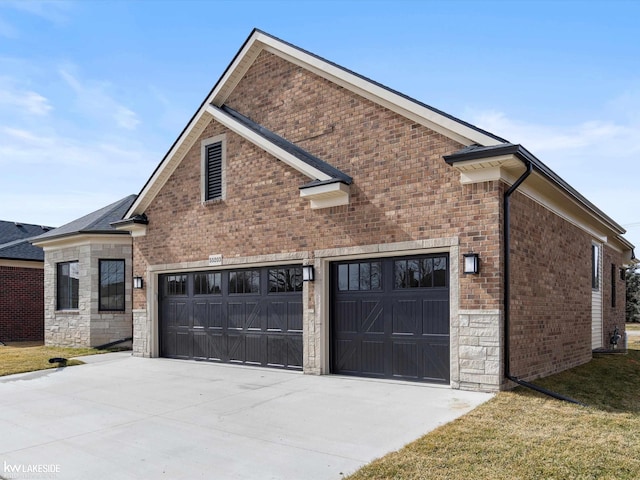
xmin=125 ymin=109 xmax=211 ymax=218
xmin=206 ymin=105 xmax=332 ymax=181
xmin=34 ymin=233 xmax=132 ymax=251
xmin=256 ymin=38 xmax=502 ymax=147
xmin=211 ymin=31 xmax=502 ymax=147
xmin=0 ymin=259 xmax=44 ymax=269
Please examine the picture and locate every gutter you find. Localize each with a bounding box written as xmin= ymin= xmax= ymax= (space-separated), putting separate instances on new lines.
xmin=503 ymin=158 xmax=586 ymax=407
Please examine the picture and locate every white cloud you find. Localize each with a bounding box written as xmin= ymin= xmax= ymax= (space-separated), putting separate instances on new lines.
xmin=466 ymin=104 xmax=640 ymax=247
xmin=2 ymin=0 xmax=72 ymax=26
xmin=115 ymin=106 xmax=141 ymax=130
xmin=0 ymin=78 xmax=53 ymax=115
xmin=59 ymin=66 xmax=141 ymax=131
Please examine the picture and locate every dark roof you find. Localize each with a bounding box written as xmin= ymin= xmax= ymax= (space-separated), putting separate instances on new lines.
xmin=33 ymin=195 xmax=137 ymax=243
xmin=0 ymin=221 xmax=53 ymax=261
xmin=444 ymin=144 xmax=625 ymax=234
xmin=217 ymin=105 xmax=352 ymax=184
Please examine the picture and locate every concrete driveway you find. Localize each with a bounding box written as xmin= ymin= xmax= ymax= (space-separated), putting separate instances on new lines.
xmin=0 ymin=352 xmax=492 ymax=480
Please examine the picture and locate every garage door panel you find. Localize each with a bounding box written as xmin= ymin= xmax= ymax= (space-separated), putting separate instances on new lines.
xmin=208 ymin=301 xmax=223 ymax=330
xmin=287 ymin=301 xmax=303 ymax=332
xmin=392 ymin=299 xmax=418 ymax=335
xmin=228 ymin=334 xmax=245 ymax=363
xmin=244 ymin=334 xmax=263 ymax=365
xmin=393 ymin=342 xmax=418 ymax=378
xmin=160 ymin=267 xmax=302 ymax=371
xmin=361 ymin=341 xmax=385 ymax=375
xmin=246 ymin=301 xmax=261 ymax=331
xmin=362 ymin=301 xmax=383 ymax=333
xmin=193 ymin=301 xmax=208 ymax=329
xmin=288 ymin=336 xmax=303 ymax=369
xmin=422 ymin=299 xmax=449 ymax=335
xmin=208 ymin=333 xmax=225 ymax=362
xmin=267 ymin=336 xmax=286 ymax=367
xmin=335 ymin=339 xmax=359 ymax=373
xmin=332 ymin=254 xmax=449 ymax=383
xmin=335 ymin=300 xmax=358 ymax=333
xmin=421 ymin=342 xmax=450 ymax=382
xmin=175 ymin=331 xmax=190 ymax=358
xmin=227 ymin=303 xmax=244 ymax=330
xmin=192 ymin=331 xmax=208 ymax=360
xmin=267 ymin=301 xmax=286 ymax=331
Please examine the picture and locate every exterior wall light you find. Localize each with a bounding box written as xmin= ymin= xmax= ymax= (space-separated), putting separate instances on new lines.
xmin=133 ymin=276 xmax=144 ymax=289
xmin=463 ymin=253 xmax=480 ymax=275
xmin=302 ymin=265 xmax=315 ymax=282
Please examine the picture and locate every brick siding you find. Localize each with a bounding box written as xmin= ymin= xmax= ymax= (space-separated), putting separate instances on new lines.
xmin=0 ymin=265 xmax=44 ymax=342
xmin=133 ymin=51 xmax=502 ymax=312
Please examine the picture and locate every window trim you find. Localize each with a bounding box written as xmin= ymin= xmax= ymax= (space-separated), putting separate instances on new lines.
xmin=592 ymin=244 xmax=600 ymax=291
xmin=99 ymin=259 xmax=126 ymax=312
xmin=57 ymin=261 xmax=79 ymax=311
xmin=201 ymin=134 xmax=227 ymax=203
xmin=611 ymin=263 xmax=616 ymax=308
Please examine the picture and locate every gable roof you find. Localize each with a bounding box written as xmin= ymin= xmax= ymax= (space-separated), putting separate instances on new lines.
xmin=0 ymin=221 xmax=52 ymax=261
xmin=32 ymin=195 xmax=137 ymax=244
xmin=124 ymin=28 xmax=505 ymax=219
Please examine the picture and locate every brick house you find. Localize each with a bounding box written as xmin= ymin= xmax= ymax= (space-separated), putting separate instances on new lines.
xmin=31 ymin=196 xmax=135 ymax=348
xmin=113 ymin=30 xmax=634 ymax=391
xmin=0 ymin=221 xmax=52 ymax=343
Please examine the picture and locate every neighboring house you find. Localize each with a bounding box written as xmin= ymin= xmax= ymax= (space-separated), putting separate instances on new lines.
xmin=0 ymin=221 xmax=52 ymax=342
xmin=112 ymin=29 xmax=634 ymax=392
xmin=31 ymin=195 xmax=136 ymax=348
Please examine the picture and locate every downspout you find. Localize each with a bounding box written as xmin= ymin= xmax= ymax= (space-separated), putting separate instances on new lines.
xmin=503 ymin=159 xmax=586 ymax=406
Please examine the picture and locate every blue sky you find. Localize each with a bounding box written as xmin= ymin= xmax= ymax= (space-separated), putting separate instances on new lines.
xmin=1 ymin=0 xmax=639 ymax=247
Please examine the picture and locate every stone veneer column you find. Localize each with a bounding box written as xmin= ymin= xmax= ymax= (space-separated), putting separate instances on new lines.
xmin=456 ymin=309 xmax=502 ymax=391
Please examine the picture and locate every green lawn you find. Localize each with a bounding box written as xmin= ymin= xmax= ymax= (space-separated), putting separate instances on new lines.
xmin=347 ymin=345 xmax=640 ymax=479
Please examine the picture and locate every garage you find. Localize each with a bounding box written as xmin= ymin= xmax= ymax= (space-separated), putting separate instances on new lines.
xmin=331 ymin=254 xmax=450 ymax=383
xmin=159 ymin=266 xmax=303 ymax=370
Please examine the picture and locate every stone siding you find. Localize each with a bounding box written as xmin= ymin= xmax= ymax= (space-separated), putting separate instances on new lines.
xmin=44 ymin=240 xmax=132 ymax=348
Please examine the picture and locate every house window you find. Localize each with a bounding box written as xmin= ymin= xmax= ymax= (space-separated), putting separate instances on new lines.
xmin=99 ymin=259 xmax=125 ymax=311
xmin=201 ymin=135 xmax=226 ymax=202
xmin=228 ymin=269 xmax=260 ymax=294
xmin=337 ymin=261 xmax=382 ymax=291
xmin=165 ymin=275 xmax=187 ymax=296
xmin=395 ymin=256 xmax=447 ymax=289
xmin=592 ymin=244 xmax=600 ymax=290
xmin=57 ymin=261 xmax=79 ymax=310
xmin=268 ymin=267 xmax=303 ymax=293
xmin=194 ymin=272 xmax=222 ymax=295
xmin=611 ymin=264 xmax=616 ymax=308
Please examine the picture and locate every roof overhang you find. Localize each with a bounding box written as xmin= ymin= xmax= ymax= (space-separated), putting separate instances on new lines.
xmin=32 ymin=233 xmax=132 ymax=250
xmin=444 ymin=144 xmax=635 ymax=257
xmin=299 ymin=180 xmax=350 ymax=209
xmin=0 ymin=258 xmax=44 ymax=269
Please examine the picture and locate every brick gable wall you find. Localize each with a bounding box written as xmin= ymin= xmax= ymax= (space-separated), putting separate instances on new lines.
xmin=133 ymin=50 xmax=503 ymax=313
xmin=0 ymin=266 xmax=44 ymax=342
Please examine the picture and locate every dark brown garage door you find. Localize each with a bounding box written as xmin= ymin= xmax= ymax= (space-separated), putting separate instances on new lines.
xmin=160 ymin=266 xmax=303 ymax=370
xmin=331 ymin=254 xmax=449 ymax=383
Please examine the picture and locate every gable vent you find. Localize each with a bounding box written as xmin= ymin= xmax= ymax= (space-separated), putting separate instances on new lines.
xmin=206 ymin=142 xmax=223 ymax=200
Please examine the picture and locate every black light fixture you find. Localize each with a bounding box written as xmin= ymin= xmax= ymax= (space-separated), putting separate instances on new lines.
xmin=463 ymin=253 xmax=480 ymax=275
xmin=133 ymin=276 xmax=144 ymax=289
xmin=302 ymin=265 xmax=315 ymax=282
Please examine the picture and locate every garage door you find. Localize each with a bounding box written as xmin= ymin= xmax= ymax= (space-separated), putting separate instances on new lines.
xmin=331 ymin=254 xmax=449 ymax=383
xmin=160 ymin=266 xmax=303 ymax=370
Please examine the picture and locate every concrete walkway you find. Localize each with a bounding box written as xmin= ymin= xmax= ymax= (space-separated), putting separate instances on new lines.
xmin=0 ymin=352 xmax=492 ymax=480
